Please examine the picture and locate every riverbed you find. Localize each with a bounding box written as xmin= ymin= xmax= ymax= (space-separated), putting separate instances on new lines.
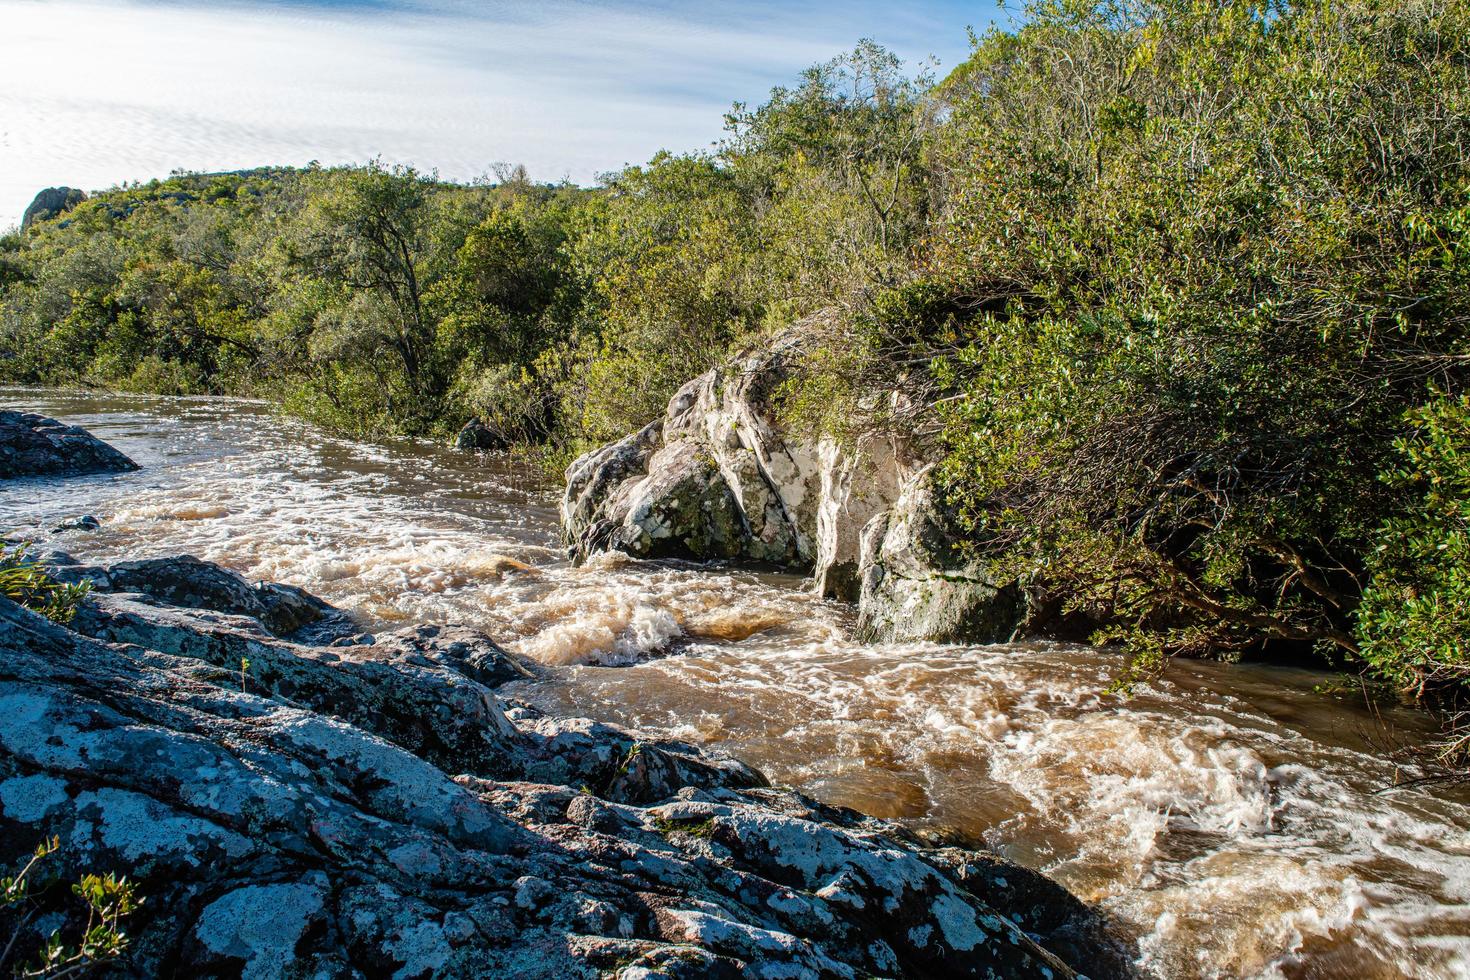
xmin=4 ymin=388 xmax=1468 ymax=979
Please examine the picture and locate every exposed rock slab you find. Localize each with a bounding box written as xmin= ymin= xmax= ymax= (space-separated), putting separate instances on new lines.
xmin=559 ymin=323 xmax=1029 ymax=643
xmin=857 ymin=469 xmax=1026 ymax=645
xmin=0 ymin=410 xmax=138 ymax=480
xmin=0 ymin=559 xmax=1121 ymax=977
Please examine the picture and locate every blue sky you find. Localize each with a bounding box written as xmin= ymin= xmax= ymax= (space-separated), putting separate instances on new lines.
xmin=0 ymin=0 xmax=994 ymax=229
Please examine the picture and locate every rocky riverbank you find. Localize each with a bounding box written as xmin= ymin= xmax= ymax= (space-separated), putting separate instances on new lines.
xmin=1 ymin=414 xmax=1128 ymax=978
xmin=561 ymin=324 xmax=1025 ymax=646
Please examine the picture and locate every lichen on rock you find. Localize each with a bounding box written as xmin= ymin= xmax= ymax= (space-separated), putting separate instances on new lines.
xmin=0 ymin=553 xmax=1124 ymax=977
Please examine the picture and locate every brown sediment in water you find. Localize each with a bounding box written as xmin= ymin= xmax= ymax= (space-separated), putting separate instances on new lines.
xmin=4 ymin=386 xmax=1469 ymax=980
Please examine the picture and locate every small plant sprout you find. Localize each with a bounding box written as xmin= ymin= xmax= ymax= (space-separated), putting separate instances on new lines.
xmin=240 ymin=657 xmax=250 ymax=693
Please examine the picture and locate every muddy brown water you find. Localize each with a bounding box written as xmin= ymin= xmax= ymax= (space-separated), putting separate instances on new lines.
xmin=4 ymin=388 xmax=1469 ymax=979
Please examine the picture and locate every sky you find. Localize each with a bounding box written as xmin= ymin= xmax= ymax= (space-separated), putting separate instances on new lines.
xmin=0 ymin=0 xmax=993 ymax=230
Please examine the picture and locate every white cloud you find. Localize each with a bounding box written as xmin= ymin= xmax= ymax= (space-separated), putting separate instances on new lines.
xmin=0 ymin=0 xmax=978 ymax=229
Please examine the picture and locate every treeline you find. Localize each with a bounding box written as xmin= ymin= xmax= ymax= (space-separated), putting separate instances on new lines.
xmin=3 ymin=0 xmax=1468 ymax=709
xmin=0 ymin=39 xmax=926 ymax=449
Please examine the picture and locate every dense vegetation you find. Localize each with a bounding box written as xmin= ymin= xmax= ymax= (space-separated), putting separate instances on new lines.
xmin=3 ymin=0 xmax=1468 ymax=710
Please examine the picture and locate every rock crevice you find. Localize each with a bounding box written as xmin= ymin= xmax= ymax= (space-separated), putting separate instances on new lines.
xmin=560 ymin=324 xmax=1025 ymax=645
xmin=0 ymin=551 xmax=1124 ymax=977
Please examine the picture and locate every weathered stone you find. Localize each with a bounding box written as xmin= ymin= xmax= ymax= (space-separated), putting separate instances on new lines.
xmin=559 ymin=322 xmax=1032 ymax=644
xmin=0 ymin=410 xmax=138 ymax=480
xmin=21 ymin=186 xmax=85 ymax=229
xmin=51 ymin=553 xmax=350 ymax=641
xmin=561 ymin=323 xmax=852 ymax=571
xmin=0 ymin=557 xmax=1113 ymax=978
xmin=857 ymin=469 xmax=1027 ymax=645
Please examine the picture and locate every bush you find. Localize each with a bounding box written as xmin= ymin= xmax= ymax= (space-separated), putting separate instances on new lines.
xmin=928 ymin=0 xmax=1470 ymax=675
xmin=1 ymin=837 xmax=140 ymax=977
xmin=1356 ymin=394 xmax=1470 ymax=696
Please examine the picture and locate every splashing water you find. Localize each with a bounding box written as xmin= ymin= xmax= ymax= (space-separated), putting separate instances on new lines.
xmin=5 ymin=388 xmax=1469 ymax=979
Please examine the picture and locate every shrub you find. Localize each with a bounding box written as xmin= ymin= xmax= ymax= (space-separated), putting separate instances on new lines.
xmin=1 ymin=837 xmax=141 ymax=978
xmin=0 ymin=545 xmax=89 ymax=625
xmin=1356 ymin=394 xmax=1470 ymax=697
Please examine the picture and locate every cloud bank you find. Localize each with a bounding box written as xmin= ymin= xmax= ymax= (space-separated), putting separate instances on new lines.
xmin=0 ymin=0 xmax=984 ymax=229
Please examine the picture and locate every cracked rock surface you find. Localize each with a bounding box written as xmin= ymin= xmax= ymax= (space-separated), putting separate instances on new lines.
xmin=0 ymin=410 xmax=139 ymax=480
xmin=0 ymin=553 xmax=1125 ymax=978
xmin=559 ymin=322 xmax=1028 ymax=643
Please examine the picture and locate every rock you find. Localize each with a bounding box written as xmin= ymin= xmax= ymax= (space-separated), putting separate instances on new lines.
xmin=0 ymin=556 xmax=1114 ymax=977
xmin=562 ymin=320 xmax=908 ymax=579
xmin=0 ymin=410 xmax=138 ymax=480
xmin=926 ymin=847 xmax=1138 ymax=980
xmin=857 ymin=469 xmax=1026 ymax=645
xmin=21 ymin=186 xmax=85 ymax=229
xmin=455 ymin=417 xmax=509 ymax=451
xmin=50 ymin=553 xmax=351 ymax=641
xmin=560 ymin=321 xmax=1029 ymax=642
xmin=50 ymin=515 xmax=101 ymax=533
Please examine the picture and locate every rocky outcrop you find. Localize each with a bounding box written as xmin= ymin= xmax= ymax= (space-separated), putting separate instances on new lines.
xmin=857 ymin=469 xmax=1026 ymax=645
xmin=563 ymin=328 xmax=915 ymax=594
xmin=0 ymin=557 xmax=1121 ymax=978
xmin=21 ymin=186 xmax=85 ymax=229
xmin=560 ymin=325 xmax=1027 ymax=644
xmin=48 ymin=552 xmax=351 ymax=642
xmin=0 ymin=410 xmax=138 ymax=480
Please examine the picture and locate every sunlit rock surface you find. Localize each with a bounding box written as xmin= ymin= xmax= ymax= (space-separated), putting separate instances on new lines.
xmin=0 ymin=410 xmax=138 ymax=480
xmin=560 ymin=324 xmax=1026 ymax=643
xmin=857 ymin=468 xmax=1026 ymax=645
xmin=0 ymin=554 xmax=1123 ymax=978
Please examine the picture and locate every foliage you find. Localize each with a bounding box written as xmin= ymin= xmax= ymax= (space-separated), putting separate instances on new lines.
xmin=1357 ymin=393 xmax=1470 ymax=695
xmin=928 ymin=0 xmax=1470 ymax=681
xmin=2 ymin=7 xmax=1469 ymax=700
xmin=1 ymin=837 xmax=141 ymax=978
xmin=0 ymin=545 xmax=89 ymax=625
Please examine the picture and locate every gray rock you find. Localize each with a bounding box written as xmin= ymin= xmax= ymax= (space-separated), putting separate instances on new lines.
xmin=857 ymin=469 xmax=1026 ymax=645
xmin=0 ymin=410 xmax=138 ymax=480
xmin=559 ymin=321 xmax=1030 ymax=644
xmin=561 ymin=322 xmax=859 ymax=571
xmin=50 ymin=515 xmax=101 ymax=533
xmin=0 ymin=557 xmax=1112 ymax=978
xmin=21 ymin=186 xmax=85 ymax=229
xmin=51 ymin=553 xmax=350 ymax=641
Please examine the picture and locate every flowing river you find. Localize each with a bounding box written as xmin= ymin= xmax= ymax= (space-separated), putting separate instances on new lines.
xmin=4 ymin=388 xmax=1470 ymax=979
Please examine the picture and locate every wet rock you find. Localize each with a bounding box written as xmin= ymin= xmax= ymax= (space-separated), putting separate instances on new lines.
xmin=50 ymin=515 xmax=101 ymax=533
xmin=857 ymin=469 xmax=1026 ymax=645
xmin=0 ymin=556 xmax=1112 ymax=978
xmin=51 ymin=553 xmax=352 ymax=641
xmin=559 ymin=320 xmax=1029 ymax=643
xmin=927 ymin=848 xmax=1139 ymax=979
xmin=455 ymin=417 xmax=509 ymax=451
xmin=0 ymin=410 xmax=138 ymax=480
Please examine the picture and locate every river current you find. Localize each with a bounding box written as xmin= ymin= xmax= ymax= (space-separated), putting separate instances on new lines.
xmin=4 ymin=388 xmax=1469 ymax=979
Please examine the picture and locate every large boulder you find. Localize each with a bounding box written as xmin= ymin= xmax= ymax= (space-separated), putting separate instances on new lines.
xmin=0 ymin=410 xmax=138 ymax=480
xmin=559 ymin=322 xmax=1029 ymax=642
xmin=49 ymin=553 xmax=351 ymax=641
xmin=21 ymin=186 xmax=85 ymax=229
xmin=562 ymin=322 xmax=915 ymax=595
xmin=455 ymin=417 xmax=509 ymax=451
xmin=857 ymin=469 xmax=1026 ymax=645
xmin=0 ymin=562 xmax=1119 ymax=978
